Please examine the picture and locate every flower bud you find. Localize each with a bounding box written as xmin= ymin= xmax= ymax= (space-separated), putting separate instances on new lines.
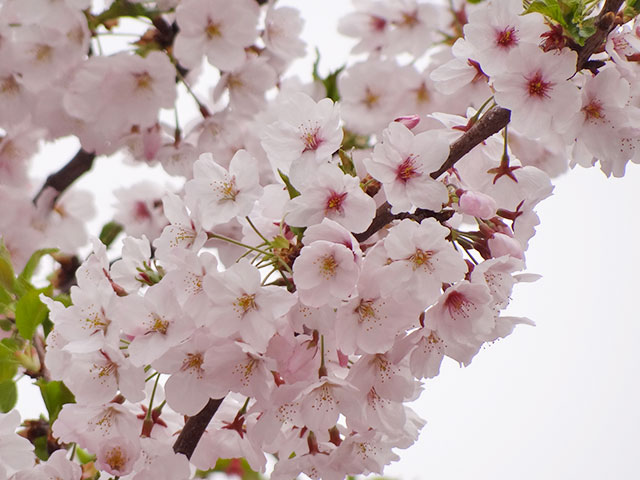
xmin=459 ymin=191 xmax=497 ymax=219
xmin=393 ymin=114 xmax=421 ymax=130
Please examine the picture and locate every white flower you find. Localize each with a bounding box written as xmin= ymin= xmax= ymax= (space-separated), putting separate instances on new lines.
xmin=492 ymin=46 xmax=581 ymax=138
xmin=285 ymin=163 xmax=376 ymax=233
xmin=174 ymin=0 xmax=258 ymax=71
xmin=365 ymin=121 xmax=449 ymax=213
xmin=185 ymin=150 xmax=262 ymax=230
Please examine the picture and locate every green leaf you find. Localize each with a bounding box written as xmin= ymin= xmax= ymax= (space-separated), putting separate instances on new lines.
xmin=15 ymin=290 xmax=49 ymax=340
xmin=0 ymin=239 xmax=16 ymax=294
xmin=75 ymin=447 xmax=96 ymax=464
xmin=99 ymin=221 xmax=124 ymax=248
xmin=338 ymin=149 xmax=357 ymax=177
xmin=36 ymin=380 xmax=75 ymax=424
xmin=33 ymin=435 xmax=50 ymax=461
xmin=0 ymin=379 xmax=17 ymax=412
xmin=310 ymin=47 xmax=345 ymax=102
xmin=277 ymin=170 xmax=301 ymax=199
xmin=0 ymin=342 xmax=18 ymax=382
xmin=19 ymin=248 xmax=58 ymax=284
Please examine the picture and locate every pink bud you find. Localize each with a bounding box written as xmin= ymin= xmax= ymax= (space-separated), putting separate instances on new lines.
xmin=459 ymin=191 xmax=497 ymax=219
xmin=394 ymin=115 xmax=421 ymax=130
xmin=488 ymin=233 xmax=524 ymax=260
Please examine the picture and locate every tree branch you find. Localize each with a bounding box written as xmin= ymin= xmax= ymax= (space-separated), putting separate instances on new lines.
xmin=354 ymin=105 xmax=511 ymax=244
xmin=430 ymin=105 xmax=511 ymax=180
xmin=172 ymin=397 xmax=225 ymax=459
xmin=33 ymin=148 xmax=96 ymax=205
xmin=576 ymin=0 xmax=624 ymax=71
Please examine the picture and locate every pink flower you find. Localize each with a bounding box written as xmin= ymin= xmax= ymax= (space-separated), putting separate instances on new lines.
xmin=185 ymin=150 xmax=262 ymax=230
xmin=261 ymin=92 xmax=343 ymax=184
xmin=293 ymin=240 xmax=360 ymax=308
xmin=493 ymin=46 xmax=581 ymax=137
xmin=173 ymin=0 xmax=258 ymax=71
xmin=285 ymin=163 xmax=376 ymax=233
xmin=365 ymin=121 xmax=449 ymax=213
xmin=425 ymin=281 xmax=494 ymax=349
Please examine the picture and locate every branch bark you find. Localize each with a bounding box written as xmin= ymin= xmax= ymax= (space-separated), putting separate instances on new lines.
xmin=430 ymin=105 xmax=511 ymax=180
xmin=33 ymin=148 xmax=96 ymax=205
xmin=353 ymin=106 xmax=511 ymax=244
xmin=576 ymin=0 xmax=625 ymax=71
xmin=172 ymin=397 xmax=225 ymax=459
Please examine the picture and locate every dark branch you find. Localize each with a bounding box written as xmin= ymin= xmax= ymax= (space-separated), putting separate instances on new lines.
xmin=576 ymin=0 xmax=624 ymax=71
xmin=354 ymin=105 xmax=511 ymax=244
xmin=33 ymin=148 xmax=96 ymax=205
xmin=354 ymin=203 xmax=455 ymax=243
xmin=172 ymin=397 xmax=225 ymax=459
xmin=430 ymin=105 xmax=511 ymax=180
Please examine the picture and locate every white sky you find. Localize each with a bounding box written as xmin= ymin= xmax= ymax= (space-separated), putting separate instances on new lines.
xmin=17 ymin=1 xmax=640 ymax=479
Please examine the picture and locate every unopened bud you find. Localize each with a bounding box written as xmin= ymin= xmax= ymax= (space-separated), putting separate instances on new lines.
xmin=394 ymin=115 xmax=421 ymax=130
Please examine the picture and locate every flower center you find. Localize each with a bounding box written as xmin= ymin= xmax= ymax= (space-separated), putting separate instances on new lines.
xmin=206 ymin=20 xmax=221 ymax=38
xmin=134 ymin=201 xmax=152 ymax=221
xmin=444 ymin=291 xmax=473 ymax=319
xmin=182 ymin=352 xmax=204 ymax=372
xmin=105 ymin=446 xmax=127 ymax=471
xmin=399 ymin=10 xmax=419 ymax=28
xmin=363 ymin=87 xmax=379 ymax=108
xmin=356 ymin=299 xmax=377 ymax=323
xmin=495 ymin=26 xmax=517 ymax=49
xmin=213 ymin=177 xmax=238 ymax=201
xmin=235 ymin=293 xmax=257 ymax=314
xmin=396 ymin=155 xmax=421 ymax=182
xmin=582 ymin=100 xmax=604 ymax=121
xmin=149 ymin=314 xmax=169 ymax=335
xmin=1 ymin=75 xmax=20 ymax=95
xmin=34 ymin=44 xmax=52 ymax=62
xmin=325 ymin=191 xmax=348 ymax=214
xmin=370 ymin=15 xmax=386 ymax=32
xmin=409 ymin=248 xmax=433 ymax=271
xmin=317 ymin=254 xmax=338 ymax=279
xmin=526 ymin=72 xmax=553 ymax=98
xmin=134 ymin=71 xmax=152 ymax=91
xmin=300 ymin=125 xmax=322 ymax=152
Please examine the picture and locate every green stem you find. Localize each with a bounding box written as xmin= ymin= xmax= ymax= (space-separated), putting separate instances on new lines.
xmin=245 ymin=216 xmax=271 ymax=244
xmin=207 ymin=233 xmax=274 ymax=257
xmin=145 ymin=373 xmax=161 ymax=422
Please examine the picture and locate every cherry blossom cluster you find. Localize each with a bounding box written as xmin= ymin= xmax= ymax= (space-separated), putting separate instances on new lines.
xmin=1 ymin=0 xmax=640 ymax=479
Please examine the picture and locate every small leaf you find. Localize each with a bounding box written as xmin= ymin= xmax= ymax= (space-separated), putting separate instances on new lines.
xmin=75 ymin=447 xmax=96 ymax=464
xmin=36 ymin=379 xmax=75 ymax=423
xmin=19 ymin=248 xmax=58 ymax=284
xmin=0 ymin=239 xmax=16 ymax=293
xmin=33 ymin=435 xmax=50 ymax=461
xmin=15 ymin=290 xmax=49 ymax=340
xmin=0 ymin=379 xmax=17 ymax=412
xmin=338 ymin=149 xmax=357 ymax=177
xmin=0 ymin=342 xmax=18 ymax=382
xmin=99 ymin=221 xmax=124 ymax=248
xmin=277 ymin=170 xmax=301 ymax=199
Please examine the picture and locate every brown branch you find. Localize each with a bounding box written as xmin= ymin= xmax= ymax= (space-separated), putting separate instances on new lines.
xmin=172 ymin=397 xmax=225 ymax=459
xmin=33 ymin=148 xmax=96 ymax=205
xmin=576 ymin=0 xmax=624 ymax=71
xmin=354 ymin=105 xmax=511 ymax=244
xmin=29 ymin=335 xmax=52 ymax=383
xmin=430 ymin=105 xmax=511 ymax=180
xmin=353 ymin=203 xmax=454 ymax=243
